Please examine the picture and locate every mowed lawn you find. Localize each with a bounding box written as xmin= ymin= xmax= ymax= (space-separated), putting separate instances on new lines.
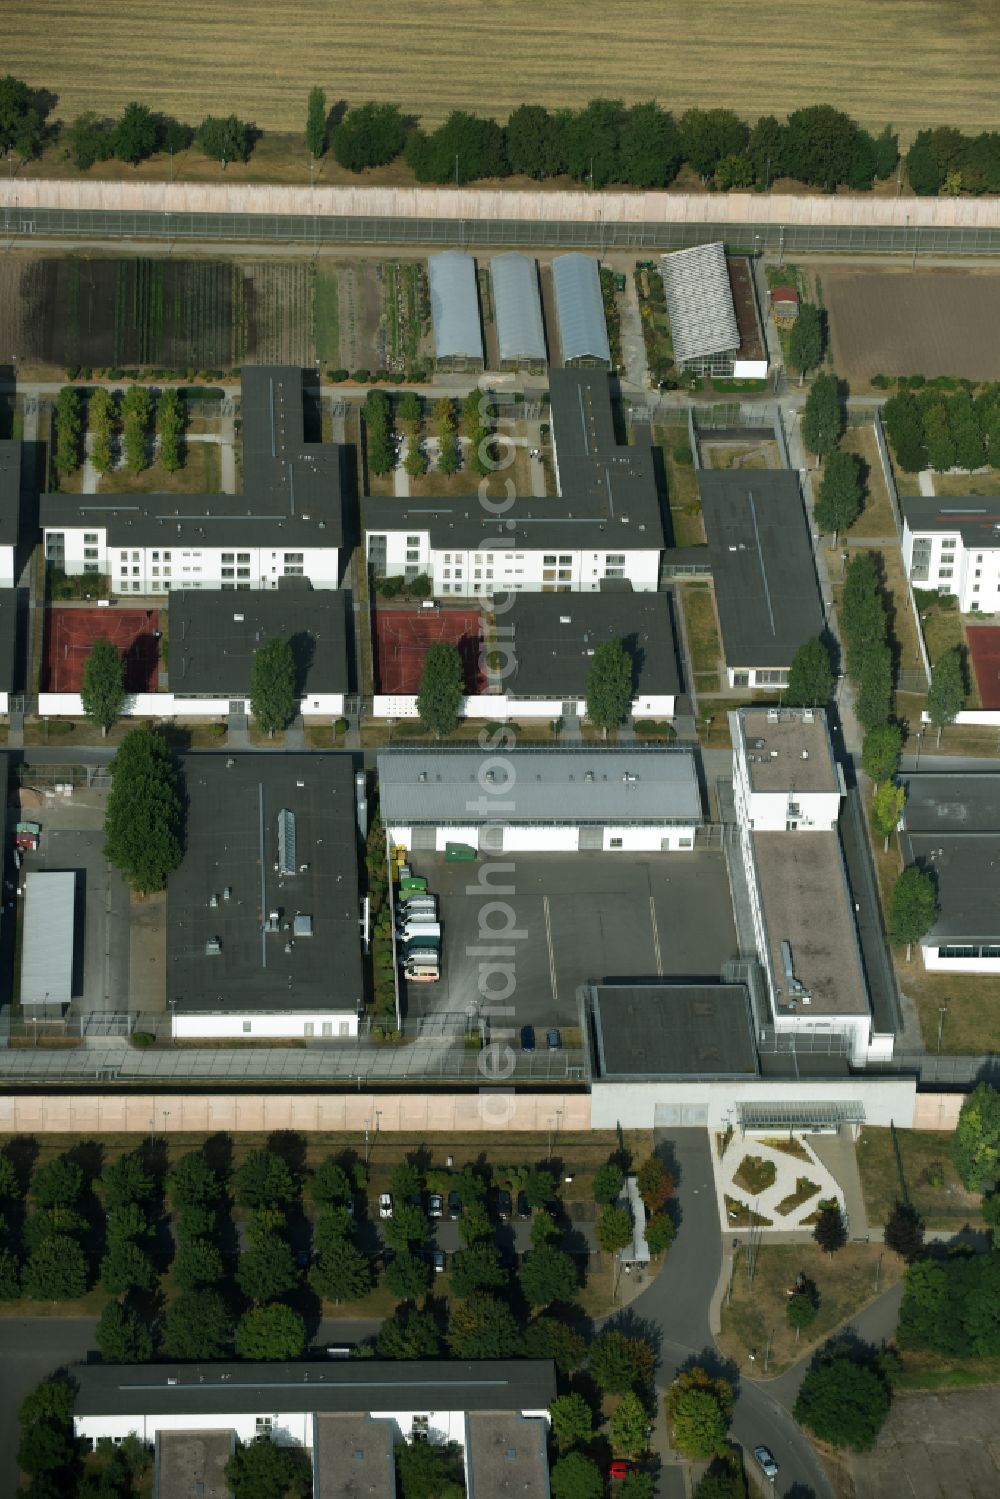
xmin=8 ymin=0 xmax=999 ymax=143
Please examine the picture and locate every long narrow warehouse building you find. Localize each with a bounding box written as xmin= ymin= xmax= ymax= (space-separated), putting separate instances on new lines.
xmin=490 ymin=253 xmax=546 ymax=370
xmin=427 ymin=251 xmax=484 ymax=371
xmin=551 ymin=254 xmax=611 ymax=368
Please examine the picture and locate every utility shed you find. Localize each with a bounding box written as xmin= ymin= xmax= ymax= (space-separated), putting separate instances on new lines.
xmin=552 ymin=254 xmax=611 ymax=368
xmin=21 ymin=870 xmax=75 ymax=1006
xmin=660 ymin=242 xmax=739 ymax=369
xmin=427 ymin=252 xmax=484 ymax=371
xmin=490 ymin=253 xmax=546 ymax=370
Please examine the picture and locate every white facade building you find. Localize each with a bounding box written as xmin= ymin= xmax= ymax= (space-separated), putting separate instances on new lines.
xmin=902 ymin=497 xmax=1000 ymax=613
xmin=41 ymin=367 xmax=344 ymax=598
xmin=730 ymin=707 xmax=886 ymax=1065
xmin=365 ymin=370 xmax=663 ymax=596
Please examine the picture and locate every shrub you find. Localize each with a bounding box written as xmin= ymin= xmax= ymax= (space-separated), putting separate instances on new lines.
xmin=673 ymin=444 xmax=694 ymax=466
xmin=351 ymin=369 xmax=371 ymax=384
xmin=129 ymin=1031 xmax=155 ymax=1048
xmin=328 ymin=368 xmax=349 ymax=382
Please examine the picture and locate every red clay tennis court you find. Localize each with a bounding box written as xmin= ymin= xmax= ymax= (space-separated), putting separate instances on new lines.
xmin=373 ymin=607 xmax=484 ymax=695
xmin=43 ymin=607 xmax=160 ymax=693
xmin=967 ymin=626 xmax=1000 ymax=710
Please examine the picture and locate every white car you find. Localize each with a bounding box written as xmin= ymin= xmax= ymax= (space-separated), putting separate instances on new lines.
xmin=378 ymin=1192 xmax=393 ymax=1219
xmin=753 ymin=1446 xmax=778 ymax=1482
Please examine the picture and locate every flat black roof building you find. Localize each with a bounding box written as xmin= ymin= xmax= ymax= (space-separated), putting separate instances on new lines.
xmin=41 ymin=367 xmax=346 ymax=548
xmin=901 ymin=771 xmax=1000 ymax=833
xmin=166 ymin=754 xmax=363 ymax=1015
xmin=169 ymin=587 xmax=349 ymax=699
xmin=899 ymin=773 xmax=1000 ymax=948
xmin=364 ymin=371 xmax=662 ymax=552
xmin=591 ymin=983 xmax=759 ymax=1079
xmin=500 ymin=591 xmax=680 ymax=699
xmin=314 ymin=1416 xmax=396 ymax=1499
xmin=466 ymin=1413 xmax=551 ymax=1499
xmin=700 ymin=470 xmax=824 ymax=669
xmin=0 ymin=442 xmax=22 ymax=550
xmin=0 ymin=590 xmax=18 ymax=697
xmin=902 ymin=495 xmax=1000 ymax=547
xmin=72 ymin=1360 xmax=558 ymax=1419
xmin=156 ymin=1430 xmax=233 ymax=1499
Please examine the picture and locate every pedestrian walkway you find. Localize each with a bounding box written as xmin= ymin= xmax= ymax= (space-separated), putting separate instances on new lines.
xmin=918 ymin=470 xmax=936 ymax=497
xmin=713 ymin=1131 xmax=846 ymax=1234
xmin=806 ymin=1124 xmax=870 ymax=1240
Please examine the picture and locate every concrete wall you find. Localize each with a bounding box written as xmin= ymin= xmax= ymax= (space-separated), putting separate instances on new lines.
xmin=4 ymin=179 xmax=995 ymax=230
xmin=590 ymin=1077 xmax=917 ymax=1130
xmin=912 ymin=1092 xmax=965 ymax=1131
xmin=0 ymin=1092 xmax=593 ymax=1134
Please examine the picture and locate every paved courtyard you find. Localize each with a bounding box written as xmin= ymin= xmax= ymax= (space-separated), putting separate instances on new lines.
xmin=848 ymin=1389 xmax=1000 ymax=1499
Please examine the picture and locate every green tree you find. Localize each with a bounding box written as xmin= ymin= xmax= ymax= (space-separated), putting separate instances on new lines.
xmin=377 ymin=1306 xmax=441 ymax=1360
xmin=788 ymin=302 xmax=823 ymax=379
xmin=19 ymin=1377 xmax=75 ymax=1429
xmin=104 ymin=728 xmax=182 ymax=894
xmin=236 ymin=1236 xmax=299 ymax=1304
xmin=0 ymin=75 xmax=46 ymax=161
xmin=311 ymin=1205 xmax=354 ymax=1259
xmin=667 ymin=1369 xmax=733 ymax=1459
xmin=610 ymin=1390 xmax=650 ymax=1458
xmin=787 ymin=1289 xmax=819 ymax=1338
xmin=856 ymin=642 xmax=894 ymax=733
xmin=593 ymin=1161 xmax=625 ymax=1206
xmin=884 ymin=1201 xmax=925 ymax=1263
xmin=679 ymin=108 xmax=747 ymax=179
xmin=306 ymin=86 xmax=327 ymax=158
xmin=813 ymin=1203 xmax=848 ymax=1256
xmin=619 ymin=101 xmax=683 ymax=188
xmin=100 ymin=1238 xmax=157 ymax=1295
xmin=309 ymin=1241 xmax=373 ymax=1303
xmin=17 ymin=1422 xmax=74 ymax=1478
xmin=54 ymin=387 xmax=83 ymax=477
xmin=926 ymin=647 xmax=965 ymax=745
xmin=250 ymin=637 xmax=296 ymax=736
xmin=461 ymin=389 xmax=485 ymax=439
xmin=332 ymin=102 xmax=406 ymax=172
xmin=167 ymin=1151 xmax=219 ymax=1208
xmin=596 ymin=1205 xmax=634 ymax=1253
xmin=861 ymin=723 xmax=902 ymax=789
xmin=226 ymin=1437 xmax=310 ymax=1499
xmin=156 ymin=387 xmax=184 ymax=473
xmin=396 ymin=1440 xmax=464 ymax=1499
xmin=32 ymin=1156 xmax=84 ymax=1209
xmin=589 ymin=1329 xmax=653 ymax=1395
xmin=163 ymin=1287 xmax=231 ymax=1360
xmin=385 ymin=1249 xmax=432 ymax=1300
xmin=621 ymin=1475 xmax=656 ymax=1499
xmin=814 ymin=448 xmax=862 ymax=542
xmin=114 ymin=102 xmax=158 ymax=165
xmin=449 ymin=1242 xmax=507 ymax=1298
xmin=384 ymin=1201 xmax=428 ymax=1252
xmin=585 ymin=639 xmax=634 ymax=735
xmin=794 ymin=1345 xmax=891 ymax=1450
xmin=22 ymin=1235 xmax=88 ymax=1300
xmin=518 ymin=1244 xmax=578 ymax=1305
xmin=236 ymin=1303 xmax=306 ymax=1361
xmin=888 ymin=865 xmax=938 ymax=959
xmin=636 ymin=1155 xmax=672 ymax=1212
xmin=398 ymin=391 xmax=423 ymax=433
xmin=173 ymin=1237 xmax=224 ymax=1291
xmin=437 ymin=434 xmax=460 ymax=476
xmin=871 ymin=780 xmax=906 ymax=852
xmin=404 ymin=439 xmax=427 ymax=479
xmin=120 ymin=384 xmax=152 ymax=472
xmin=841 ymin=552 xmax=886 ymax=680
xmin=550 ymin=1452 xmax=603 ymax=1499
xmin=447 ymin=1292 xmax=523 ymax=1359
xmin=953 ymin=1084 xmax=1000 ymax=1192
xmin=309 ymin=1158 xmax=352 ymax=1207
xmin=549 ymin=1392 xmax=594 ymax=1451
xmin=458 ymin=1202 xmax=492 ymax=1246
xmin=233 ymin=1149 xmax=297 ymax=1210
xmin=365 ymin=388 xmax=396 ymax=475
xmin=785 ymin=636 xmax=834 ymax=707
xmin=802 ymin=373 xmax=842 ymax=464
xmin=67 ymin=111 xmax=114 ymax=171
xmin=96 ymin=1299 xmax=154 ymax=1362
xmin=81 ymin=639 xmax=126 ymax=737
xmin=523 ymin=1315 xmax=587 ymax=1374
xmin=0 ymin=1247 xmax=20 ymax=1299
xmin=784 ymin=104 xmax=870 ymax=189
xmin=0 ymin=1151 xmax=19 ymax=1201
xmin=88 ymin=386 xmax=116 ymax=473
xmin=645 ymin=1212 xmax=676 ymax=1256
xmin=882 ymin=390 xmax=927 ymax=472
xmin=197 ymin=114 xmax=252 ymax=167
xmin=417 ymin=642 xmax=464 ymax=737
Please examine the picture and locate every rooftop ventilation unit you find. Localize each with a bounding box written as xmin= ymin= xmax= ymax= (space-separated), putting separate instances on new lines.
xmin=234 ymin=613 xmax=244 ymax=622
xmin=208 ymin=893 xmax=219 ymax=908
xmin=277 ymin=809 xmax=296 ymax=876
xmin=559 ymin=615 xmax=572 ymax=624
xmin=780 ymin=939 xmax=810 ymax=1000
xmin=767 ymin=709 xmax=780 ymax=723
xmin=802 ymin=708 xmax=815 ymax=723
xmin=293 ymin=914 xmax=314 ymax=937
xmin=206 ymin=937 xmax=222 ymax=956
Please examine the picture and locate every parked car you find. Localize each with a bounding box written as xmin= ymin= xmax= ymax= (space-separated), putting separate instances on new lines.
xmin=609 ymin=1460 xmax=636 ymax=1480
xmin=378 ymin=1192 xmax=393 ymax=1219
xmin=431 ymin=1248 xmax=446 ymax=1274
xmin=428 ymin=1192 xmax=444 ymax=1219
xmin=447 ymin=1190 xmax=462 ymax=1220
xmin=520 ymin=1025 xmax=536 ymax=1052
xmin=516 ymin=1191 xmax=531 ymax=1221
xmin=496 ymin=1188 xmax=512 ymax=1223
xmin=753 ymin=1446 xmax=779 ymax=1482
xmin=546 ymin=1028 xmax=562 ymax=1050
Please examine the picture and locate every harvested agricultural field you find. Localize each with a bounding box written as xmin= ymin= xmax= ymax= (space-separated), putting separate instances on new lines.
xmin=0 ymin=255 xmax=313 ymax=374
xmin=825 ymin=268 xmax=1000 ymax=386
xmin=8 ymin=1 xmax=998 ymax=143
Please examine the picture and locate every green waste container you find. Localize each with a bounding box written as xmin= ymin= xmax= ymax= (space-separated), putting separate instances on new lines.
xmin=445 ymin=843 xmax=476 ymax=862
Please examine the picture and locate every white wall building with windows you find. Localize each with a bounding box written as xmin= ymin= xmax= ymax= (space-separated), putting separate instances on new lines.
xmin=901 ymin=497 xmax=1000 ymax=612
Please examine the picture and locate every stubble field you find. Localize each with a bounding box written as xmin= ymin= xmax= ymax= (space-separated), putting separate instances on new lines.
xmin=8 ymin=0 xmax=1000 ymax=144
xmin=825 ymin=267 xmax=1000 ymax=384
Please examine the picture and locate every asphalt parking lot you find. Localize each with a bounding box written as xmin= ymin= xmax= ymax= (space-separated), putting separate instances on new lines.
xmin=16 ymin=791 xmax=129 ymax=1015
xmin=400 ymin=850 xmax=738 ymax=1035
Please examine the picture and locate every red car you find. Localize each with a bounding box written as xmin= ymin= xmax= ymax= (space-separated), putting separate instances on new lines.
xmin=609 ymin=1460 xmax=636 ymax=1479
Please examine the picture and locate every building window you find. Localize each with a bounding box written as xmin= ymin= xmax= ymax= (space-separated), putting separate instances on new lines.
xmin=605 ymin=554 xmax=625 ymax=566
xmin=543 ymin=555 xmax=556 ymax=566
xmin=84 ymin=548 xmax=98 ymax=561
xmin=938 ymin=568 xmax=953 ymax=579
xmin=221 ymin=567 xmax=234 ymax=579
xmin=84 ymin=563 xmax=98 ymax=574
xmin=222 ymin=552 xmax=234 ymax=564
xmin=237 ymin=567 xmax=251 ymax=579
xmin=151 ymin=566 xmax=159 ymax=577
xmin=84 ymin=532 xmax=98 ymax=545
xmin=406 ymin=535 xmax=420 ymax=547
xmin=243 ymin=1020 xmax=252 ymax=1033
xmin=609 ymin=837 xmax=623 ymax=849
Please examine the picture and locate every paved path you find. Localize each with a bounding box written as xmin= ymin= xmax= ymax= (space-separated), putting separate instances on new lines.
xmin=918 ymin=470 xmax=936 ymax=497
xmin=394 ymin=436 xmax=410 ymax=497
xmin=619 ymin=271 xmax=649 ymax=390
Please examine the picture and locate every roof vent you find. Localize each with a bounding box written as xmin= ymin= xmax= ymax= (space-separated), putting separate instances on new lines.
xmin=209 ymin=893 xmax=219 ymax=908
xmin=767 ymin=709 xmax=779 ymax=723
xmin=205 ymin=937 xmax=222 ymax=956
xmin=278 ymin=809 xmax=296 ymax=876
xmin=234 ymin=613 xmax=244 ymax=622
xmin=293 ymin=914 xmax=313 ymax=937
xmin=801 ymin=750 xmax=809 ymax=760
xmin=559 ymin=615 xmax=572 ymax=624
